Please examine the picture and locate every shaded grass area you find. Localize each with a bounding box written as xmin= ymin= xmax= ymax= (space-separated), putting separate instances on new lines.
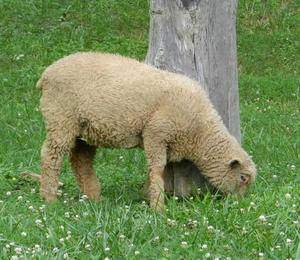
xmin=0 ymin=0 xmax=299 ymax=259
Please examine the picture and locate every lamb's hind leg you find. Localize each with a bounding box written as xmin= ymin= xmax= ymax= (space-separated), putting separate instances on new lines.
xmin=69 ymin=138 xmax=100 ymax=200
xmin=40 ymin=136 xmax=74 ymax=202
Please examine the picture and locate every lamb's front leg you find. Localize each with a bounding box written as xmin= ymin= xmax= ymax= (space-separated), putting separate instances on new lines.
xmin=145 ymin=167 xmax=165 ymax=210
xmin=143 ymin=138 xmax=167 ymax=211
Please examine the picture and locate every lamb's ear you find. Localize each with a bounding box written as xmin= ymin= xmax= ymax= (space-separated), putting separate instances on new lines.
xmin=229 ymin=159 xmax=241 ymax=169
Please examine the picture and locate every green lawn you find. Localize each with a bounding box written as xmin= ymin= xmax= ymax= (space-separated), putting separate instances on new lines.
xmin=0 ymin=0 xmax=299 ymax=259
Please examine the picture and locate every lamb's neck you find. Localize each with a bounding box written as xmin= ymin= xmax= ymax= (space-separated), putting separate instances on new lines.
xmin=188 ymin=117 xmax=233 ymax=168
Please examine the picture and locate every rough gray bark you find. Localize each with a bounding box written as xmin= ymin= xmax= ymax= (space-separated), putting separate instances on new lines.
xmin=146 ymin=0 xmax=241 ymax=195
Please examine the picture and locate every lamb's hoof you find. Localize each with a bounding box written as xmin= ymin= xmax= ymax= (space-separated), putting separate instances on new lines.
xmin=83 ymin=193 xmax=100 ymax=200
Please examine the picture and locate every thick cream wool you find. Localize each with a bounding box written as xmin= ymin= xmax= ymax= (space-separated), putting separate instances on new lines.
xmin=37 ymin=52 xmax=256 ymax=210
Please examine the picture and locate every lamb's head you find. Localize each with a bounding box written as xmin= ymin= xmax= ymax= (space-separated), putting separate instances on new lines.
xmin=196 ymin=142 xmax=257 ymax=196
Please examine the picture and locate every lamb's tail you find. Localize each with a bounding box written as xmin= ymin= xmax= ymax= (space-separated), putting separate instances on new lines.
xmin=36 ymin=77 xmax=45 ymax=90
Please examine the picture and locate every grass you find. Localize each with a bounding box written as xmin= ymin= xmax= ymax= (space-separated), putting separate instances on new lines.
xmin=0 ymin=0 xmax=299 ymax=259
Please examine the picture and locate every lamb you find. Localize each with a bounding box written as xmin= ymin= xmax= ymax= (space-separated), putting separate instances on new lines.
xmin=36 ymin=52 xmax=256 ymax=210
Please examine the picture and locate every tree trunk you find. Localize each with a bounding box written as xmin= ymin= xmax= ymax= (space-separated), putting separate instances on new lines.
xmin=146 ymin=0 xmax=240 ymax=195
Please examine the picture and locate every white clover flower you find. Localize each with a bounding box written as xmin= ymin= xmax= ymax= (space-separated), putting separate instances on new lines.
xmin=259 ymin=252 xmax=264 ymax=257
xmin=0 ymin=200 xmax=3 ymax=203
xmin=10 ymin=242 xmax=15 ymax=246
xmin=21 ymin=232 xmax=27 ymax=237
xmin=242 ymin=227 xmax=247 ymax=235
xmin=60 ymin=225 xmax=64 ymax=230
xmin=275 ymin=245 xmax=281 ymax=250
xmin=15 ymin=54 xmax=24 ymax=60
xmin=59 ymin=238 xmax=64 ymax=243
xmin=154 ymin=236 xmax=160 ymax=241
xmin=6 ymin=244 xmax=10 ymax=249
xmin=63 ymin=253 xmax=69 ymax=259
xmin=202 ymin=244 xmax=208 ymax=249
xmin=85 ymin=244 xmax=91 ymax=250
xmin=17 ymin=196 xmax=23 ymax=201
xmin=286 ymin=238 xmax=292 ymax=245
xmin=104 ymin=247 xmax=110 ymax=251
xmin=53 ymin=247 xmax=59 ymax=253
xmin=164 ymin=247 xmax=169 ymax=252
xmin=6 ymin=191 xmax=11 ymax=196
xmin=167 ymin=218 xmax=176 ymax=226
xmin=285 ymin=193 xmax=291 ymax=200
xmin=250 ymin=202 xmax=255 ymax=206
xmin=134 ymin=251 xmax=140 ymax=255
xmin=11 ymin=256 xmax=18 ymax=260
xmin=181 ymin=241 xmax=188 ymax=248
xmin=96 ymin=231 xmax=102 ymax=238
xmin=83 ymin=212 xmax=88 ymax=218
xmin=65 ymin=212 xmax=70 ymax=218
xmin=14 ymin=247 xmax=22 ymax=255
xmin=119 ymin=234 xmax=125 ymax=241
xmin=31 ymin=189 xmax=35 ymax=194
xmin=291 ymin=165 xmax=295 ymax=170
xmin=81 ymin=195 xmax=88 ymax=200
xmin=207 ymin=225 xmax=214 ymax=231
xmin=34 ymin=244 xmax=41 ymax=252
xmin=35 ymin=219 xmax=42 ymax=225
xmin=272 ymin=175 xmax=278 ymax=179
xmin=258 ymin=215 xmax=266 ymax=222
xmin=184 ymin=232 xmax=190 ymax=236
xmin=205 ymin=253 xmax=211 ymax=258
xmin=240 ymin=208 xmax=245 ymax=213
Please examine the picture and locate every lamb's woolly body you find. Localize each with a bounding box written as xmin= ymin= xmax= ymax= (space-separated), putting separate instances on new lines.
xmin=38 ymin=52 xmax=256 ymax=209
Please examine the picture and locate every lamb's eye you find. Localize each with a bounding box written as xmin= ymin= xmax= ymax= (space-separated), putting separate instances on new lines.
xmin=240 ymin=175 xmax=248 ymax=183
